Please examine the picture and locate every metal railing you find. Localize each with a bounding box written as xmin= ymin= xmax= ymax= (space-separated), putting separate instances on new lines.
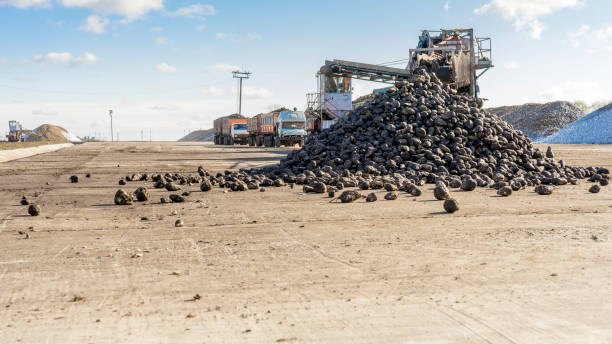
xmin=475 ymin=37 xmax=492 ymax=68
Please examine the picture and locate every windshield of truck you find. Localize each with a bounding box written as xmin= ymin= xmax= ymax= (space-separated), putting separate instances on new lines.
xmin=233 ymin=123 xmax=247 ymax=131
xmin=282 ymin=121 xmax=305 ymax=129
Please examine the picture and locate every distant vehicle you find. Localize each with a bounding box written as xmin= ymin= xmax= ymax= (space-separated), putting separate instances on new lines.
xmin=213 ymin=114 xmax=248 ymax=145
xmin=247 ymin=108 xmax=307 ymax=147
xmin=231 ymin=122 xmax=248 ymax=144
xmin=6 ymin=120 xmax=26 ymax=142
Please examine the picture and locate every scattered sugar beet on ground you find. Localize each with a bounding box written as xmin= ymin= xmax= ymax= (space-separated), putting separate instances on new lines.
xmin=104 ymin=69 xmax=609 ymax=212
xmin=4 ymin=141 xmax=612 ymax=343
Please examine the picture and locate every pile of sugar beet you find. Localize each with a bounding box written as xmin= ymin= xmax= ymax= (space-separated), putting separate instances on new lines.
xmin=117 ymin=68 xmax=608 ymax=212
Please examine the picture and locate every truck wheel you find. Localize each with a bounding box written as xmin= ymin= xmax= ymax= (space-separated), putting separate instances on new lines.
xmin=229 ymin=137 xmax=234 ymax=145
xmin=298 ymin=138 xmax=304 ymax=147
xmin=274 ymin=137 xmax=280 ymax=147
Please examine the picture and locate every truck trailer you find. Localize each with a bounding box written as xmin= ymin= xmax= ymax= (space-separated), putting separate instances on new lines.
xmin=247 ymin=109 xmax=307 ymax=147
xmin=213 ymin=114 xmax=248 ymax=145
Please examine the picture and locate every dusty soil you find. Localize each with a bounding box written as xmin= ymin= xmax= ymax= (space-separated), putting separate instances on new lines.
xmin=0 ymin=141 xmax=58 ymax=150
xmin=0 ymin=142 xmax=610 ymax=343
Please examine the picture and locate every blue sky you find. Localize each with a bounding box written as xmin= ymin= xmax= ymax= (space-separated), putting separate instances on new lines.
xmin=1 ymin=0 xmax=611 ymax=140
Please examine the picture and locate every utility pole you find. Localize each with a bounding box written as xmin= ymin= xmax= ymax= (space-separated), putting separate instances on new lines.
xmin=109 ymin=109 xmax=114 ymax=142
xmin=232 ymin=70 xmax=251 ymax=115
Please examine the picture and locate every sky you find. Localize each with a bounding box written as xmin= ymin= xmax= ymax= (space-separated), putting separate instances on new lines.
xmin=0 ymin=0 xmax=611 ymax=141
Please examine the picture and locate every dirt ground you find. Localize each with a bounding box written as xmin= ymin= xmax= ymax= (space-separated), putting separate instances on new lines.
xmin=0 ymin=141 xmax=58 ymax=151
xmin=0 ymin=142 xmax=610 ymax=343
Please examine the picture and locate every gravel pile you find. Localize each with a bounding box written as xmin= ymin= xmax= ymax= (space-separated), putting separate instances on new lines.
xmin=178 ymin=129 xmax=214 ymax=142
xmin=487 ymin=101 xmax=584 ymax=140
xmin=542 ymin=103 xmax=612 ymax=144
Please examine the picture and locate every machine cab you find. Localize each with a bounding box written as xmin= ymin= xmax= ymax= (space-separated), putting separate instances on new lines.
xmin=320 ymin=75 xmax=352 ymax=120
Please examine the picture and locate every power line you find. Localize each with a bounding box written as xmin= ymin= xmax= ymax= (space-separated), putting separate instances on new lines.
xmin=232 ymin=70 xmax=251 ymax=116
xmin=377 ymin=58 xmax=411 ymax=67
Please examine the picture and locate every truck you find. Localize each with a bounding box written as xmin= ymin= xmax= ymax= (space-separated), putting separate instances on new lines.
xmin=247 ymin=108 xmax=307 ymax=147
xmin=213 ymin=114 xmax=248 ymax=145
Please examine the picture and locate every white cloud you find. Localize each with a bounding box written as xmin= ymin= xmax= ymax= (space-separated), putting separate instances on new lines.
xmin=216 ymin=32 xmax=262 ymax=41
xmin=79 ymin=14 xmax=109 ymax=34
xmin=30 ymin=51 xmax=98 ymax=66
xmin=199 ymin=86 xmax=272 ymax=99
xmin=443 ymin=1 xmax=450 ymax=11
xmin=209 ymin=63 xmax=240 ymax=73
xmin=594 ymin=25 xmax=612 ymax=41
xmin=167 ymin=3 xmax=215 ymax=18
xmin=148 ymin=103 xmax=179 ymax=111
xmin=40 ymin=52 xmax=73 ymax=63
xmin=243 ymin=86 xmax=272 ymax=99
xmin=474 ymin=0 xmax=585 ymax=39
xmin=156 ymin=62 xmax=178 ymax=73
xmin=196 ymin=24 xmax=205 ymax=32
xmin=0 ymin=0 xmax=49 ymax=8
xmin=150 ymin=26 xmax=162 ymax=32
xmin=503 ymin=61 xmax=520 ymax=69
xmin=569 ymin=24 xmax=612 ymax=49
xmin=60 ymin=0 xmax=164 ymax=19
xmin=155 ymin=36 xmax=167 ymax=45
xmin=245 ymin=33 xmax=262 ymax=40
xmin=200 ymin=86 xmax=228 ymax=97
xmin=568 ymin=24 xmax=590 ymax=45
xmin=32 ymin=108 xmax=59 ymax=116
xmin=74 ymin=52 xmax=98 ymax=64
xmin=540 ymin=80 xmax=611 ymax=104
xmin=0 ymin=57 xmax=7 ymax=64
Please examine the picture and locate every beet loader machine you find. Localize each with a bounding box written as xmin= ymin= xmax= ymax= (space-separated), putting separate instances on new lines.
xmin=305 ymin=28 xmax=492 ymax=130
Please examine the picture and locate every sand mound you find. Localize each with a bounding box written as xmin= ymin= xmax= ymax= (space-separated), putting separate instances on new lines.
xmin=26 ymin=124 xmax=70 ymax=143
xmin=487 ymin=101 xmax=584 ymax=140
xmin=542 ymin=103 xmax=612 ymax=144
xmin=178 ymin=129 xmax=214 ymax=142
